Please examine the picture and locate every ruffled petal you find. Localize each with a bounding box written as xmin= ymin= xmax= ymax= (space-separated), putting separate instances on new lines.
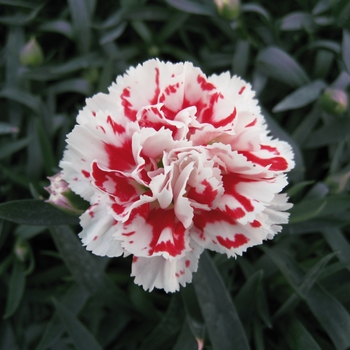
xmin=131 ymin=241 xmax=203 ymax=292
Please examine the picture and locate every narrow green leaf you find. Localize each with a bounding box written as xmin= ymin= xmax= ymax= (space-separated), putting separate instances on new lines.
xmin=233 ymin=40 xmax=250 ymax=78
xmin=14 ymin=225 xmax=46 ymax=239
xmin=280 ymin=12 xmax=314 ymax=31
xmin=256 ymin=47 xmax=309 ymax=87
xmin=138 ymin=294 xmax=184 ymax=350
xmin=290 ymin=195 xmax=350 ymax=223
xmin=165 ymin=0 xmax=215 ymax=15
xmin=273 ymin=252 xmax=338 ymax=320
xmin=0 ymin=200 xmax=79 ymax=226
xmin=0 ymin=321 xmax=18 ymax=350
xmin=322 ymin=228 xmax=350 ymax=268
xmin=291 ymin=104 xmax=321 ymax=145
xmin=39 ymin=20 xmax=74 ymax=40
xmin=49 ymin=226 xmax=133 ymax=313
xmin=264 ymin=247 xmax=350 ymax=350
xmin=36 ymin=284 xmax=90 ymax=350
xmin=342 ymin=30 xmax=350 ymax=73
xmin=0 ymin=87 xmax=43 ymax=115
xmin=286 ymin=317 xmax=322 ymax=350
xmin=99 ymin=22 xmax=127 ymax=45
xmin=312 ymin=0 xmax=332 ymax=15
xmin=181 ymin=284 xmax=206 ymax=341
xmin=67 ymin=0 xmax=91 ymax=54
xmin=36 ymin=119 xmax=56 ymax=175
xmin=304 ymin=118 xmax=350 ymax=148
xmin=172 ymin=320 xmax=198 ymax=350
xmin=0 ymin=137 xmax=31 ymax=160
xmin=241 ymin=3 xmax=271 ymax=22
xmin=0 ymin=4 xmax=43 ymax=25
xmin=273 ymin=80 xmax=326 ymax=112
xmin=3 ymin=259 xmax=26 ymax=319
xmin=0 ymin=122 xmax=19 ymax=135
xmin=49 ymin=78 xmax=93 ymax=96
xmin=332 ymin=70 xmax=350 ymax=89
xmin=193 ymin=251 xmax=249 ymax=350
xmin=53 ymin=298 xmax=103 ymax=350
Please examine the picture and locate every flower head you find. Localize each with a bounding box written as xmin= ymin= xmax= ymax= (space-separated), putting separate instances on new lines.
xmin=60 ymin=59 xmax=294 ymax=292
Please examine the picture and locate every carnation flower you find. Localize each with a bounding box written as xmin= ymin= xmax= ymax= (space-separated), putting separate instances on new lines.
xmin=60 ymin=59 xmax=294 ymax=292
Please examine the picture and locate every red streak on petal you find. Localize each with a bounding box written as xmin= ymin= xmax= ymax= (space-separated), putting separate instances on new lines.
xmin=240 ymin=151 xmax=288 ymax=171
xmin=197 ymin=75 xmax=216 ymax=91
xmin=112 ymin=202 xmax=126 ymax=215
xmin=187 ymin=179 xmax=218 ymax=206
xmin=89 ymin=210 xmax=94 ymax=218
xmin=175 ymin=273 xmax=180 ymax=277
xmin=147 ymin=208 xmax=186 ymax=257
xmin=150 ymin=67 xmax=160 ymax=105
xmin=225 ymin=206 xmax=246 ymax=220
xmin=238 ymin=86 xmax=246 ymax=95
xmin=217 ymin=234 xmax=249 ymax=249
xmin=260 ymin=144 xmax=280 ymax=155
xmin=107 ymin=115 xmax=125 ymax=134
xmin=121 ymin=87 xmax=137 ymax=121
xmin=132 ymin=256 xmax=138 ymax=263
xmin=81 ymin=158 xmax=86 ymax=162
xmin=250 ymin=220 xmax=261 ymax=228
xmin=97 ymin=125 xmax=106 ymax=133
xmin=185 ymin=260 xmax=190 ymax=268
xmin=81 ymin=170 xmax=90 ymax=178
xmin=222 ymin=174 xmax=254 ymax=212
xmin=104 ymin=139 xmax=135 ymax=172
xmin=92 ymin=162 xmax=138 ymax=201
xmin=92 ymin=111 xmax=96 ymax=117
xmin=214 ymin=107 xmax=236 ymax=128
xmin=193 ymin=209 xmax=237 ymax=233
xmin=246 ymin=118 xmax=257 ymax=127
xmin=93 ymin=236 xmax=98 ymax=241
xmin=122 ymin=231 xmax=135 ymax=236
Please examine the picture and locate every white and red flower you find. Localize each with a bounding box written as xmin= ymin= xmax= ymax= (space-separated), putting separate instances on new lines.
xmin=60 ymin=59 xmax=294 ymax=292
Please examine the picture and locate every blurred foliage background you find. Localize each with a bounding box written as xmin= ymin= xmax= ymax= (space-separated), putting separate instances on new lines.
xmin=1 ymin=0 xmax=350 ymax=349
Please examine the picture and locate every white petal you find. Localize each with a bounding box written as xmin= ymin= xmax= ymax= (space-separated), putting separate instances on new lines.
xmin=131 ymin=241 xmax=203 ymax=292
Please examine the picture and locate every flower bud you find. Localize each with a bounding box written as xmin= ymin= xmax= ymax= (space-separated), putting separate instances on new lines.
xmin=320 ymin=88 xmax=348 ymax=115
xmin=215 ymin=0 xmax=240 ymax=20
xmin=20 ymin=37 xmax=44 ymax=67
xmin=45 ymin=172 xmax=89 ymax=215
xmin=14 ymin=238 xmax=30 ymax=262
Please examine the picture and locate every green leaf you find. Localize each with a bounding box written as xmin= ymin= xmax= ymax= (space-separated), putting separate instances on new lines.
xmin=3 ymin=259 xmax=26 ymax=319
xmin=165 ymin=0 xmax=215 ymax=15
xmin=256 ymin=46 xmax=309 ymax=87
xmin=272 ymin=80 xmax=326 ymax=112
xmin=280 ymin=12 xmax=314 ymax=31
xmin=304 ymin=118 xmax=350 ymax=148
xmin=0 ymin=87 xmax=43 ymax=115
xmin=286 ymin=317 xmax=322 ymax=350
xmin=36 ymin=119 xmax=56 ymax=175
xmin=0 ymin=4 xmax=43 ymax=25
xmin=138 ymin=294 xmax=184 ymax=350
xmin=241 ymin=3 xmax=271 ymax=22
xmin=290 ymin=195 xmax=350 ymax=223
xmin=0 ymin=122 xmax=19 ymax=135
xmin=172 ymin=320 xmax=198 ymax=350
xmin=49 ymin=226 xmax=133 ymax=313
xmin=39 ymin=20 xmax=74 ymax=40
xmin=36 ymin=284 xmax=90 ymax=350
xmin=0 ymin=200 xmax=79 ymax=226
xmin=235 ymin=271 xmax=263 ymax=331
xmin=342 ymin=29 xmax=350 ymax=73
xmin=193 ymin=251 xmax=249 ymax=350
xmin=263 ymin=247 xmax=350 ymax=350
xmin=0 ymin=137 xmax=31 ymax=160
xmin=322 ymin=228 xmax=350 ymax=268
xmin=49 ymin=78 xmax=93 ymax=96
xmin=53 ymin=298 xmax=103 ymax=350
xmin=67 ymin=0 xmax=91 ymax=54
